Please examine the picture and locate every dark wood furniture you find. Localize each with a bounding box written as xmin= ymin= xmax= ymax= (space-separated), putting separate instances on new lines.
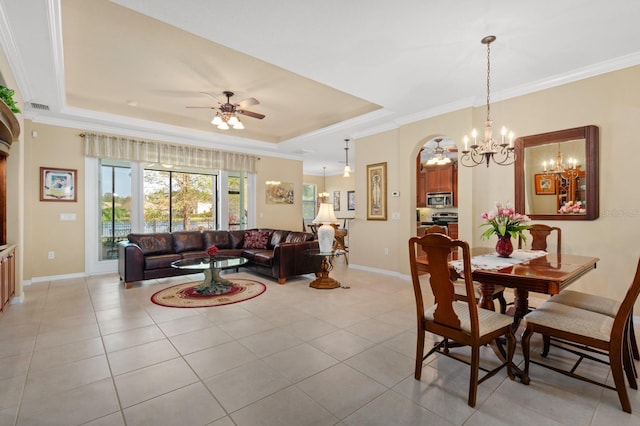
xmin=521 ymin=258 xmax=640 ymax=413
xmin=518 ymin=224 xmax=562 ymax=252
xmin=171 ymin=256 xmax=248 ymax=295
xmin=0 ymin=244 xmax=16 ymax=313
xmin=415 ymin=248 xmax=599 ymax=327
xmin=408 ymin=233 xmax=515 ymax=407
xmin=0 ymin=101 xmax=19 ymax=245
xmin=416 ymin=225 xmax=507 ymax=314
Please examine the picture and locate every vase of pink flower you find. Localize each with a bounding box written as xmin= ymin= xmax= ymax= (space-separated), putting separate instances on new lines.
xmin=207 ymin=245 xmax=219 ymax=263
xmin=558 ymin=200 xmax=586 ymax=214
xmin=481 ymin=201 xmax=531 ymax=258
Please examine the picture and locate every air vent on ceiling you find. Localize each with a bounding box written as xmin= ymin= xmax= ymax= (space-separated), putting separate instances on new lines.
xmin=29 ymin=102 xmax=50 ymax=111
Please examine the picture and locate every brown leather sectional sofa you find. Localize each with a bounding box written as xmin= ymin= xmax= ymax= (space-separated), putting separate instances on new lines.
xmin=118 ymin=228 xmax=321 ymax=288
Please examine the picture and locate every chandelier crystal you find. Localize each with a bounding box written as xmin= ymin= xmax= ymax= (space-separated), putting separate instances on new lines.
xmin=460 ymin=35 xmax=515 ymax=168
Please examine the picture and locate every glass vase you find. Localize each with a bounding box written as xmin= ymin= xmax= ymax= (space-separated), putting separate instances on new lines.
xmin=495 ymin=235 xmax=513 ymax=258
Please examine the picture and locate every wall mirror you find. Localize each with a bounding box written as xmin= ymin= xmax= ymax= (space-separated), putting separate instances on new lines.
xmin=514 ymin=125 xmax=599 ymax=220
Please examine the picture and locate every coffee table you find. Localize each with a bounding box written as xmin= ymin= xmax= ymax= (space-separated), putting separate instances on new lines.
xmin=171 ymin=256 xmax=248 ymax=295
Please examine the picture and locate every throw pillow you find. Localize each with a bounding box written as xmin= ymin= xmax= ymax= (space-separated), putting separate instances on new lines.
xmin=243 ymin=230 xmax=270 ymax=249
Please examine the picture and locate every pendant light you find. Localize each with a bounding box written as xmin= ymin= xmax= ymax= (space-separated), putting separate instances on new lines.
xmin=343 ymin=139 xmax=352 ymax=177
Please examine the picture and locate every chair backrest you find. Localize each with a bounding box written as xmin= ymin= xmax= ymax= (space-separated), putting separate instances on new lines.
xmin=409 ymin=233 xmax=479 ymax=335
xmin=612 ymin=258 xmax=640 ymax=343
xmin=518 ymin=224 xmax=562 ymax=253
xmin=424 ymin=225 xmax=448 ymax=235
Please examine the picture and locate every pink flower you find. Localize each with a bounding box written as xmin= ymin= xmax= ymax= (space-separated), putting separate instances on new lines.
xmin=207 ymin=245 xmax=219 ymax=256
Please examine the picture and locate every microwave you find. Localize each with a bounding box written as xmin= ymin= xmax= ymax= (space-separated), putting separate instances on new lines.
xmin=426 ymin=192 xmax=453 ymax=208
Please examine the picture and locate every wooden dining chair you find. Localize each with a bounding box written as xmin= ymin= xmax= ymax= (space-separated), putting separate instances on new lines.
xmin=521 ymin=257 xmax=640 ymax=413
xmin=408 ymin=233 xmax=515 ymax=407
xmin=420 ymin=225 xmax=508 ymax=313
xmin=518 ymin=224 xmax=561 ymax=253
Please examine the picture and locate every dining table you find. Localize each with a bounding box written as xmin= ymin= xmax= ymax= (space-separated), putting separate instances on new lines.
xmin=416 ymin=247 xmax=600 ymax=328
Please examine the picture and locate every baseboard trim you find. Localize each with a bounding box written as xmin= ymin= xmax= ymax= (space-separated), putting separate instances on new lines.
xmin=31 ymin=272 xmax=86 ymax=283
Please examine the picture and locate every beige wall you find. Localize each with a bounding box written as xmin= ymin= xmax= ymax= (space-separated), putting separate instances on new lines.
xmin=351 ymin=65 xmax=640 ymax=308
xmin=5 ymin=55 xmax=640 ymax=310
xmin=18 ymin=123 xmax=304 ymax=280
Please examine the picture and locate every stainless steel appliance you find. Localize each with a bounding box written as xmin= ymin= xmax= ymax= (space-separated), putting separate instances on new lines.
xmin=431 ymin=211 xmax=458 ymax=226
xmin=426 ymin=192 xmax=453 ymax=208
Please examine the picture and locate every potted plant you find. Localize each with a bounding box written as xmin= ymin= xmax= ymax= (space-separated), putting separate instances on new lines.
xmin=0 ymin=85 xmax=20 ymax=114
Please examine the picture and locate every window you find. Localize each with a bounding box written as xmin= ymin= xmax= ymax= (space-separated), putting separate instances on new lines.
xmin=302 ymin=183 xmax=317 ymax=220
xmin=99 ymin=161 xmax=132 ymax=260
xmin=228 ymin=173 xmax=248 ymax=230
xmin=144 ymin=168 xmax=217 ymax=232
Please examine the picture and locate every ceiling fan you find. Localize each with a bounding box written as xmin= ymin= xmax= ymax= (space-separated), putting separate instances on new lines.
xmin=187 ymin=90 xmax=265 ymax=130
xmin=423 ymin=138 xmax=457 ymax=166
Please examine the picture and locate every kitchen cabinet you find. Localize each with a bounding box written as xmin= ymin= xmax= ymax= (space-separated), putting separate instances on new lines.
xmin=416 ymin=150 xmax=427 ymax=207
xmin=425 ymin=164 xmax=454 ymax=193
xmin=447 ymin=223 xmax=458 ymax=240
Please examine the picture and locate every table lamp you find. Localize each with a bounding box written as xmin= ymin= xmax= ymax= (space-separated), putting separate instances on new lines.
xmin=313 ymin=203 xmax=339 ymax=253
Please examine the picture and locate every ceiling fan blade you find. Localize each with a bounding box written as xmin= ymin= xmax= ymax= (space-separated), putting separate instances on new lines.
xmin=199 ymin=92 xmax=222 ymax=103
xmin=235 ymin=97 xmax=259 ymax=108
xmin=186 ymin=106 xmax=216 ymax=109
xmin=237 ymin=109 xmax=265 ymax=119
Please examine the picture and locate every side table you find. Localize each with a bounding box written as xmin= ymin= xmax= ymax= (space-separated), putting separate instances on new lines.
xmin=305 ymin=249 xmax=342 ymax=289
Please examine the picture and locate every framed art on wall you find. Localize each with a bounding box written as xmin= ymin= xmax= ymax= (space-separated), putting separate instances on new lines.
xmin=333 ymin=190 xmax=340 ymax=211
xmin=366 ymin=162 xmax=387 ymax=220
xmin=265 ymin=181 xmax=294 ymax=204
xmin=347 ymin=190 xmax=355 ymax=211
xmin=40 ymin=167 xmax=77 ymax=202
xmin=534 ymin=174 xmax=556 ymax=195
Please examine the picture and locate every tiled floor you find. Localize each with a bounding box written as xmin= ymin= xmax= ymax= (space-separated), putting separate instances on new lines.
xmin=0 ymin=261 xmax=638 ymax=425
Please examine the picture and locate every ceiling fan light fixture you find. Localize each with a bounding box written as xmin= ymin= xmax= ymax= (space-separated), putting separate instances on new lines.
xmin=211 ymin=115 xmax=223 ymax=125
xmin=227 ymin=115 xmax=239 ymax=126
xmin=217 ymin=122 xmax=229 ymax=130
xmin=232 ymin=120 xmax=244 ymax=130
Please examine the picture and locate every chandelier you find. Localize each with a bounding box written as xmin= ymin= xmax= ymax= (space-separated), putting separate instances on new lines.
xmin=460 ymin=35 xmax=515 ymax=168
xmin=318 ymin=166 xmax=330 ymax=201
xmin=542 ymin=151 xmax=582 ymax=178
xmin=425 ymin=138 xmax=452 ymax=166
xmin=343 ymin=139 xmax=352 ymax=177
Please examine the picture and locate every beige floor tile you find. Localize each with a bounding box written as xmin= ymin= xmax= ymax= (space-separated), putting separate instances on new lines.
xmin=203 ymin=359 xmax=291 ymax=412
xmin=168 ymin=325 xmax=234 ymax=355
xmin=155 ymin=313 xmax=215 ymax=337
xmin=344 ymin=344 xmax=414 ymax=387
xmin=107 ymin=339 xmax=180 ymax=375
xmin=309 ymin=329 xmax=375 ymax=361
xmin=237 ymin=327 xmax=303 ymax=358
xmin=101 ymin=324 xmax=165 ymax=353
xmin=29 ymin=337 xmax=104 ymax=372
xmin=123 ymin=382 xmax=226 ymax=425
xmin=262 ymin=342 xmax=339 ymax=383
xmin=184 ymin=341 xmax=258 ymax=380
xmin=230 ymin=385 xmax=338 ymax=426
xmin=113 ymin=358 xmax=199 ymax=408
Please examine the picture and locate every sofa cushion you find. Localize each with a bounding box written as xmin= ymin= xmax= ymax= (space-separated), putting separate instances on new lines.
xmin=229 ymin=230 xmax=246 ymax=249
xmin=128 ymin=233 xmax=173 ymax=255
xmin=145 ymin=253 xmax=182 ymax=270
xmin=269 ymin=230 xmax=290 ymax=248
xmin=203 ymin=230 xmax=232 ymax=249
xmin=285 ymin=232 xmax=313 ymax=243
xmin=252 ymin=250 xmax=273 ymax=267
xmin=172 ymin=231 xmax=204 ymax=253
xmin=243 ymin=230 xmax=271 ymax=249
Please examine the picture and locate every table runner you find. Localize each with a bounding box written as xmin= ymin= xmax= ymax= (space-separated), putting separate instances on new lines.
xmin=450 ymin=249 xmax=547 ymax=275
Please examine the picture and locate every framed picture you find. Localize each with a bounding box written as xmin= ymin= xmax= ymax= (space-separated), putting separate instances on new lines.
xmin=265 ymin=181 xmax=294 ymax=204
xmin=534 ymin=174 xmax=556 ymax=195
xmin=347 ymin=190 xmax=355 ymax=211
xmin=366 ymin=162 xmax=387 ymax=220
xmin=333 ymin=190 xmax=341 ymax=211
xmin=40 ymin=167 xmax=77 ymax=202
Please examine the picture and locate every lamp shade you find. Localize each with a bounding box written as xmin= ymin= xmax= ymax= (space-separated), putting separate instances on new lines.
xmin=313 ymin=203 xmax=338 ymax=224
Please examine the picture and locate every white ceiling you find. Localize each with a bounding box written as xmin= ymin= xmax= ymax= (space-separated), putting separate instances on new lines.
xmin=2 ymin=0 xmax=640 ymax=175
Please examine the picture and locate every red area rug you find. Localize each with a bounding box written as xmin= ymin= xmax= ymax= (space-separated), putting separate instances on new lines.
xmin=150 ymin=278 xmax=266 ymax=308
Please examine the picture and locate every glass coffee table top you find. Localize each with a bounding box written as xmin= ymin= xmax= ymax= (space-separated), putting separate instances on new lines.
xmin=171 ymin=256 xmax=248 ymax=295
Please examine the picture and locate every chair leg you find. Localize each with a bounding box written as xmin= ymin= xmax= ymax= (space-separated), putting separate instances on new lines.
xmin=629 ymin=313 xmax=639 ymax=361
xmin=415 ymin=329 xmax=425 ymax=380
xmin=610 ymin=344 xmax=632 ymax=413
xmin=497 ymin=293 xmax=507 ymax=314
xmin=623 ymin=321 xmax=638 ymax=389
xmin=521 ymin=328 xmax=533 ymax=385
xmin=468 ymin=345 xmax=480 ymax=407
xmin=506 ymin=330 xmax=516 ymax=381
xmin=541 ymin=334 xmax=551 ymax=357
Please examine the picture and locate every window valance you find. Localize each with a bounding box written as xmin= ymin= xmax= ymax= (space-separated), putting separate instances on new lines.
xmin=83 ymin=132 xmax=258 ymax=173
